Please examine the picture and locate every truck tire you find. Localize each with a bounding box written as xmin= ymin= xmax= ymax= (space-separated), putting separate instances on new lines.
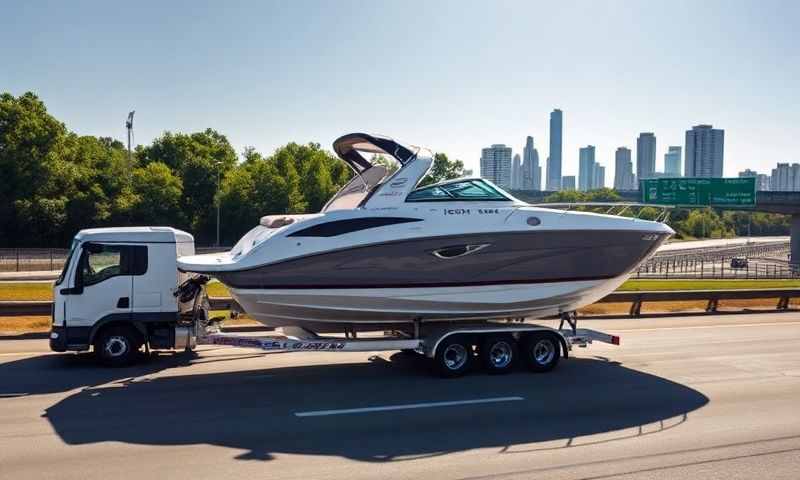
xmin=480 ymin=334 xmax=517 ymax=374
xmin=93 ymin=325 xmax=142 ymax=367
xmin=434 ymin=335 xmax=473 ymax=378
xmin=521 ymin=332 xmax=560 ymax=373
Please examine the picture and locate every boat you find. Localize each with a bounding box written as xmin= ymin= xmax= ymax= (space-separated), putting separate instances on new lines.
xmin=177 ymin=133 xmax=673 ymax=331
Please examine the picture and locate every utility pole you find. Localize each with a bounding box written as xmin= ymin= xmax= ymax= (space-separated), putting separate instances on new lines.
xmin=215 ymin=161 xmax=222 ymax=247
xmin=125 ymin=111 xmax=135 ymax=177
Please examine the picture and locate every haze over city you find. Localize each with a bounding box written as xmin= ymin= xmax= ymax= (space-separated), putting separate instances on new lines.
xmin=2 ymin=0 xmax=798 ymax=182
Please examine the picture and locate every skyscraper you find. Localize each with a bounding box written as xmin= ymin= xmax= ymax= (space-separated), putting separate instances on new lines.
xmin=771 ymin=163 xmax=800 ymax=191
xmin=739 ymin=169 xmax=771 ymax=191
xmin=480 ymin=144 xmax=513 ymax=188
xmin=546 ymin=109 xmax=563 ymax=191
xmin=685 ymin=125 xmax=724 ymax=177
xmin=636 ymin=132 xmax=656 ymax=185
xmin=522 ymin=136 xmax=541 ymax=190
xmin=561 ymin=175 xmax=576 ymax=191
xmin=614 ymin=147 xmax=635 ymax=190
xmin=664 ymin=146 xmax=682 ymax=177
xmin=594 ymin=165 xmax=606 ymax=189
xmin=578 ymin=145 xmax=596 ymax=191
xmin=512 ymin=154 xmax=522 ymax=189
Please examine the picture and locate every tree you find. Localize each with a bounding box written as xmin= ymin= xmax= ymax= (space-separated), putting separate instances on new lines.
xmin=129 ymin=162 xmax=186 ymax=227
xmin=137 ymin=129 xmax=237 ymax=243
xmin=0 ymin=92 xmax=68 ymax=245
xmin=420 ymin=153 xmax=465 ymax=186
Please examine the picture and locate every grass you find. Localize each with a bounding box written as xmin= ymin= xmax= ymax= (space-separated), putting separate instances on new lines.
xmin=619 ymin=279 xmax=800 ymax=291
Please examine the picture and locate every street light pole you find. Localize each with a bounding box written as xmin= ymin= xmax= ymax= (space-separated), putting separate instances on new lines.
xmin=216 ymin=166 xmax=221 ymax=247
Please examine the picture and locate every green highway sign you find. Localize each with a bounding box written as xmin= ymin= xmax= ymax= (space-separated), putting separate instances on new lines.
xmin=641 ymin=177 xmax=756 ymax=206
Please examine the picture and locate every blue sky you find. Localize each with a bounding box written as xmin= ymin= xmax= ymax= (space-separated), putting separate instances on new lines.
xmin=2 ymin=0 xmax=798 ymax=182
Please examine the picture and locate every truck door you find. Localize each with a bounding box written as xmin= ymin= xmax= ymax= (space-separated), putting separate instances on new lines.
xmin=65 ymin=243 xmax=134 ymax=335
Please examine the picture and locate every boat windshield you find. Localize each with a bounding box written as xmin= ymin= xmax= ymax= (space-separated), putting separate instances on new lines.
xmin=406 ymin=179 xmax=511 ymax=202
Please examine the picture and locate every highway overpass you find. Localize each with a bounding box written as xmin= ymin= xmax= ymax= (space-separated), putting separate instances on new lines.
xmin=514 ymin=190 xmax=800 ymax=266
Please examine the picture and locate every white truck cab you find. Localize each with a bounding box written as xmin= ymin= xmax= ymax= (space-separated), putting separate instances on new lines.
xmin=50 ymin=227 xmax=203 ymax=365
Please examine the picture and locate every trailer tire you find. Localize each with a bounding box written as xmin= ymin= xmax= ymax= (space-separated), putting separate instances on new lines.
xmin=434 ymin=335 xmax=473 ymax=378
xmin=93 ymin=325 xmax=142 ymax=367
xmin=480 ymin=334 xmax=517 ymax=374
xmin=521 ymin=332 xmax=560 ymax=373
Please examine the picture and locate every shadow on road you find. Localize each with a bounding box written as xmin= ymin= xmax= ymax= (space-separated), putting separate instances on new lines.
xmin=0 ymin=350 xmax=711 ymax=462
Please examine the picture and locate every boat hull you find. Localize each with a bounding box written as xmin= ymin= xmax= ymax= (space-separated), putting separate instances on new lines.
xmin=228 ymin=274 xmax=630 ymax=332
xmin=214 ymin=229 xmax=669 ymax=331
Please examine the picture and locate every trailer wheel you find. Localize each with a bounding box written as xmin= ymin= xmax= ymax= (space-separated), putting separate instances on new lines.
xmin=480 ymin=334 xmax=517 ymax=374
xmin=434 ymin=335 xmax=473 ymax=378
xmin=93 ymin=325 xmax=142 ymax=367
xmin=521 ymin=333 xmax=560 ymax=373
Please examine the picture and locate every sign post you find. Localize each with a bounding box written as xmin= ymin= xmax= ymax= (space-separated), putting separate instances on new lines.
xmin=641 ymin=177 xmax=756 ymax=207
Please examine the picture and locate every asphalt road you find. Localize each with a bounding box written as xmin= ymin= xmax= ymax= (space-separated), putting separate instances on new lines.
xmin=2 ymin=313 xmax=800 ymax=479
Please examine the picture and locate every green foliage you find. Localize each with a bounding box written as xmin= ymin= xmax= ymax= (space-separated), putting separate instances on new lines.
xmin=419 ymin=153 xmax=465 ymax=186
xmin=130 ymin=162 xmax=186 ymax=226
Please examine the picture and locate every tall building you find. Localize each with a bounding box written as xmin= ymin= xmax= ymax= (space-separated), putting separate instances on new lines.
xmin=512 ymin=154 xmax=522 ymax=189
xmin=546 ymin=109 xmax=563 ymax=191
xmin=739 ymin=169 xmax=771 ymax=191
xmin=614 ymin=147 xmax=636 ymax=190
xmin=664 ymin=146 xmax=682 ymax=177
xmin=685 ymin=125 xmax=724 ymax=177
xmin=578 ymin=145 xmax=596 ymax=191
xmin=522 ymin=136 xmax=541 ymax=190
xmin=480 ymin=144 xmax=513 ymax=188
xmin=636 ymin=132 xmax=656 ymax=185
xmin=561 ymin=175 xmax=576 ymax=191
xmin=771 ymin=163 xmax=800 ymax=191
xmin=594 ymin=165 xmax=606 ymax=189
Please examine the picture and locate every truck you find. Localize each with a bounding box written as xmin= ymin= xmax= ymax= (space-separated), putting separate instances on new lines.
xmin=50 ymin=227 xmax=619 ymax=377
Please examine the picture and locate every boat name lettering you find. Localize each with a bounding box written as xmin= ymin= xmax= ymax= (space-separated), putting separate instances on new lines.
xmin=478 ymin=208 xmax=499 ymax=214
xmin=444 ymin=209 xmax=470 ymax=215
xmin=390 ymin=178 xmax=408 ymax=188
xmin=379 ymin=191 xmax=402 ymax=197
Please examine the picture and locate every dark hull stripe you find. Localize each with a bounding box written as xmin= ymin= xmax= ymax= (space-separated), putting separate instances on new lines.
xmin=232 ymin=274 xmax=618 ymax=290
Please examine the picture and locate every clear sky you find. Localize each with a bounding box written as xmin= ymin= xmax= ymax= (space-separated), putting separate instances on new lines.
xmin=2 ymin=0 xmax=798 ymax=183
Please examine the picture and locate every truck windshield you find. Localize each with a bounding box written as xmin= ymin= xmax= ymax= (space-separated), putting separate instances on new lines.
xmin=55 ymin=239 xmax=79 ymax=286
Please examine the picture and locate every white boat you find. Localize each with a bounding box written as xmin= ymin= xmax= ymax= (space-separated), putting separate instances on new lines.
xmin=177 ymin=133 xmax=673 ymax=331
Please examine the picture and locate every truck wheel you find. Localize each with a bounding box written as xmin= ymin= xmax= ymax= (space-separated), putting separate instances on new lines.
xmin=521 ymin=332 xmax=560 ymax=373
xmin=480 ymin=334 xmax=517 ymax=374
xmin=94 ymin=326 xmax=142 ymax=367
xmin=434 ymin=335 xmax=473 ymax=378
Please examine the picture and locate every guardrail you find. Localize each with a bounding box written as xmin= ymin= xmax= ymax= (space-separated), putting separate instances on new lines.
xmin=2 ymin=291 xmax=797 ymax=318
xmin=597 ymin=288 xmax=799 ymax=316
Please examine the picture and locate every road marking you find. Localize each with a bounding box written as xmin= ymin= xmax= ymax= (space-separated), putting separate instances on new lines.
xmin=294 ymin=396 xmax=524 ymax=417
xmin=614 ymin=320 xmax=800 ymax=333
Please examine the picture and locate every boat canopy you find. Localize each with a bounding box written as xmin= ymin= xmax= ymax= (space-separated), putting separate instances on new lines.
xmin=333 ymin=133 xmax=418 ymax=173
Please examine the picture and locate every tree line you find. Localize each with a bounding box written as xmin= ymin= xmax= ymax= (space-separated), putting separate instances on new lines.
xmin=0 ymin=92 xmax=463 ymax=247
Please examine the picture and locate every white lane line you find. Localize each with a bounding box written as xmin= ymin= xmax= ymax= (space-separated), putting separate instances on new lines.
xmin=294 ymin=396 xmax=525 ymax=417
xmin=614 ymin=321 xmax=800 ymax=333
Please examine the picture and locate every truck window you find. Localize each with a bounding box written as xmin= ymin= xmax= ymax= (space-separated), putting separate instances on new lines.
xmin=78 ymin=244 xmax=147 ymax=286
